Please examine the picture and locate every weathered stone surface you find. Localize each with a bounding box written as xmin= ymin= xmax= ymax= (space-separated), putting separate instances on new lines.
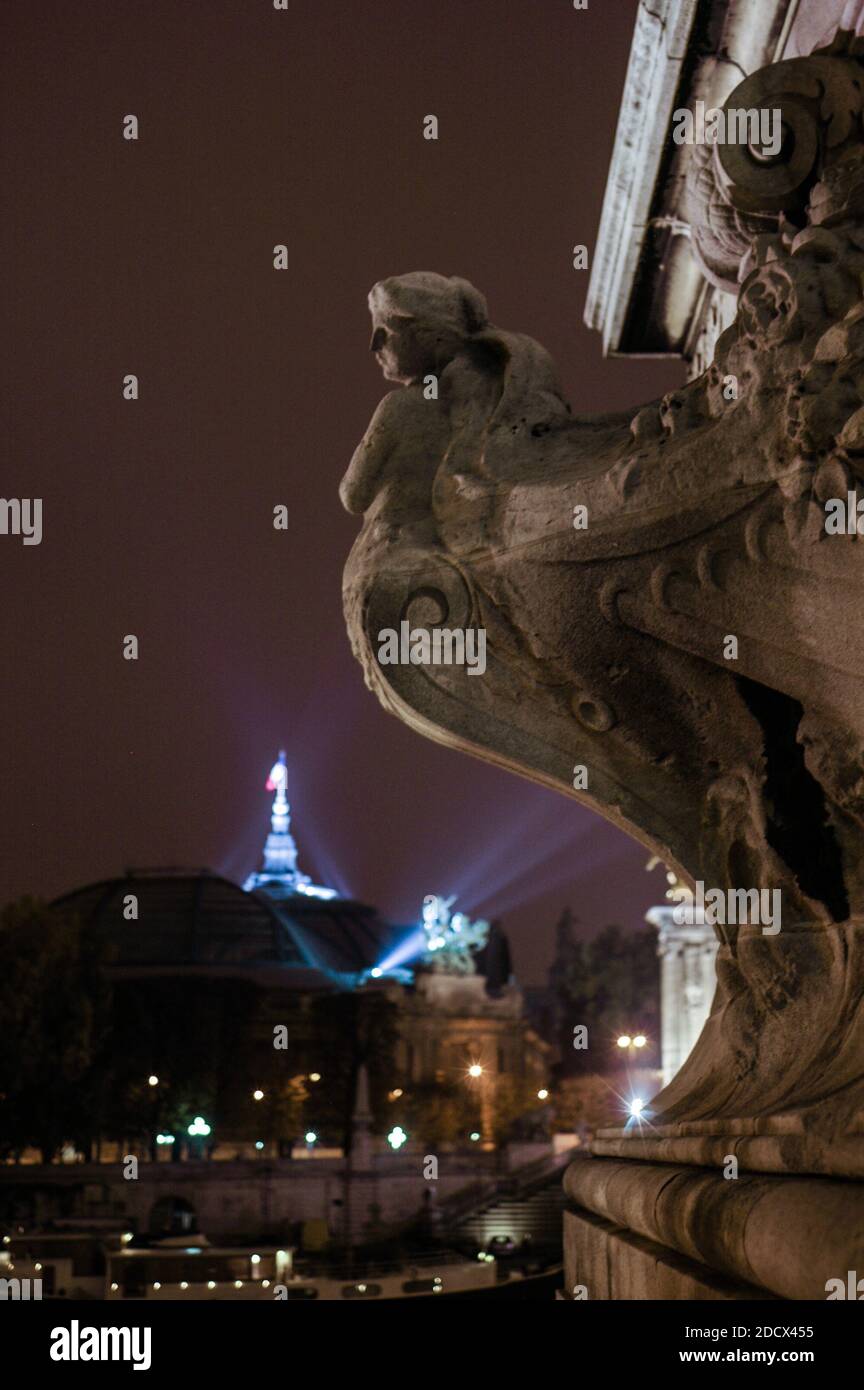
xmin=563 ymin=1204 xmax=777 ymax=1300
xmin=341 ymin=33 xmax=864 ymax=1293
xmin=564 ymin=1154 xmax=864 ymax=1300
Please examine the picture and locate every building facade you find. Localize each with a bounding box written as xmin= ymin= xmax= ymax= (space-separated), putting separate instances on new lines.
xmin=646 ymin=900 xmax=718 ymax=1088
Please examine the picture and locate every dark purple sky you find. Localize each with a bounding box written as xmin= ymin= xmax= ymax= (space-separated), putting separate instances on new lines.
xmin=1 ymin=0 xmax=683 ymax=983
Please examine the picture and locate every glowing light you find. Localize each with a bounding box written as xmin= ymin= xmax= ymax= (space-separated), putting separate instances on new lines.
xmin=251 ymin=1254 xmax=261 ymax=1265
xmin=370 ymin=968 xmax=382 ymax=978
xmin=616 ymin=1036 xmax=631 ymax=1049
xmin=309 ymin=1073 xmax=321 ymax=1082
xmin=153 ymin=1282 xmax=161 ymax=1290
xmin=34 ymin=1262 xmax=42 ymax=1271
xmin=180 ymin=1281 xmax=188 ymax=1290
xmin=372 ymin=926 xmax=426 ymax=977
xmin=234 ymin=1280 xmax=243 ymax=1288
xmin=253 ymin=1089 xmax=264 ymax=1101
xmin=633 ymin=1035 xmax=647 ymax=1049
xmin=187 ymin=1116 xmax=211 ymax=1136
xmin=388 ymin=1088 xmax=403 ymax=1100
xmin=295 ymin=881 xmax=338 ymax=900
xmin=629 ymin=1098 xmax=645 ymax=1118
xmin=148 ymin=1075 xmax=159 ymax=1086
xmin=121 ymin=1233 xmax=133 ymax=1244
xmin=262 ymin=1280 xmax=270 ymax=1288
xmin=255 ymin=1141 xmax=264 ymax=1150
xmin=207 ymin=1281 xmax=216 ymax=1290
xmin=468 ymin=1064 xmax=483 ymax=1078
xmin=305 ymin=1131 xmax=317 ymax=1145
xmin=537 ymin=1089 xmax=549 ymax=1100
xmin=110 ymin=1283 xmax=118 ymax=1291
xmin=265 ymin=755 xmax=287 ymax=793
xmin=246 ymin=750 xmax=337 ymax=899
xmin=469 ymin=1132 xmax=481 ymax=1142
xmin=387 ymin=1126 xmax=408 ymax=1150
xmin=156 ymin=1133 xmax=175 ymax=1145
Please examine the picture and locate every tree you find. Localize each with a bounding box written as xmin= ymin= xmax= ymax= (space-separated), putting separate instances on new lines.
xmin=551 ymin=919 xmax=659 ymax=1078
xmin=107 ymin=976 xmax=259 ymax=1157
xmin=0 ymin=898 xmax=113 ymax=1162
xmin=403 ymin=1079 xmax=479 ymax=1147
xmin=302 ymin=993 xmax=400 ymax=1150
xmin=553 ymin=1074 xmax=620 ymax=1138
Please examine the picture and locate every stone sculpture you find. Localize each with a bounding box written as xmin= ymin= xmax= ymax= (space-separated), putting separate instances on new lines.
xmin=420 ymin=893 xmax=489 ymax=974
xmin=341 ymin=31 xmax=864 ymax=1296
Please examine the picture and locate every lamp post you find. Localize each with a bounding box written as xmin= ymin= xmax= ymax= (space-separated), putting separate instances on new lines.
xmin=466 ymin=1061 xmax=494 ymax=1148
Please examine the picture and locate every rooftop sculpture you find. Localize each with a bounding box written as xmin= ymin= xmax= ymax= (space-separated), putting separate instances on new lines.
xmin=420 ymin=893 xmax=489 ymax=974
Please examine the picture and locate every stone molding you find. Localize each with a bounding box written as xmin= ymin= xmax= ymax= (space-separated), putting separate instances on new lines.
xmin=584 ymin=0 xmax=700 ymax=355
xmin=564 ymin=1154 xmax=864 ymax=1299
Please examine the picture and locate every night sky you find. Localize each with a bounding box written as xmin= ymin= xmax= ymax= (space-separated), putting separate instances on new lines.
xmin=1 ymin=0 xmax=684 ymax=983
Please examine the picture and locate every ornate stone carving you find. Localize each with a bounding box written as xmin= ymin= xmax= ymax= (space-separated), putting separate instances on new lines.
xmin=686 ymin=30 xmax=864 ymax=291
xmin=340 ymin=33 xmax=864 ymax=1234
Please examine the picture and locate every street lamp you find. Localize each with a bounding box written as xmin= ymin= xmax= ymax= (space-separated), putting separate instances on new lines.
xmin=467 ymin=1063 xmax=484 ymax=1078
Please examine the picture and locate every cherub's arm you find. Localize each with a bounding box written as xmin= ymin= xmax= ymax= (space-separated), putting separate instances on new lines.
xmin=339 ymin=393 xmax=401 ymax=515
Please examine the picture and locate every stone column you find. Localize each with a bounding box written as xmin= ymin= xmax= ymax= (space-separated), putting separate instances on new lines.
xmin=648 ymin=904 xmax=718 ymax=1087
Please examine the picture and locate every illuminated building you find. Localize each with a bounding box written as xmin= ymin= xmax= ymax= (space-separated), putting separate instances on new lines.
xmin=48 ymin=753 xmax=549 ymax=1153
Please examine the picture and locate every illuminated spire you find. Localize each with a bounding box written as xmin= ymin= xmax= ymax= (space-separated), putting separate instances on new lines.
xmin=262 ymin=750 xmax=299 ymax=877
xmin=244 ymin=750 xmax=336 ymax=900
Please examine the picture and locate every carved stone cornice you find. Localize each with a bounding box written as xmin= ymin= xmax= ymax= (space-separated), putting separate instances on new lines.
xmin=586 ymin=0 xmax=793 ymax=362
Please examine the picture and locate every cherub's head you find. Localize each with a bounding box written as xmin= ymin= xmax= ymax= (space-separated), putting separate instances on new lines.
xmin=368 ymin=272 xmax=488 ymax=384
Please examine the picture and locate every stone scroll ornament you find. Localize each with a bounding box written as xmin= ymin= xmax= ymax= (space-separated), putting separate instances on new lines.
xmin=341 ymin=32 xmax=864 ymax=1178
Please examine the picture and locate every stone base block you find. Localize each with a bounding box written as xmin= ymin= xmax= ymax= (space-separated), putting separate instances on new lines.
xmin=563 ymin=1154 xmax=864 ymax=1299
xmin=563 ymin=1206 xmax=776 ymax=1301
